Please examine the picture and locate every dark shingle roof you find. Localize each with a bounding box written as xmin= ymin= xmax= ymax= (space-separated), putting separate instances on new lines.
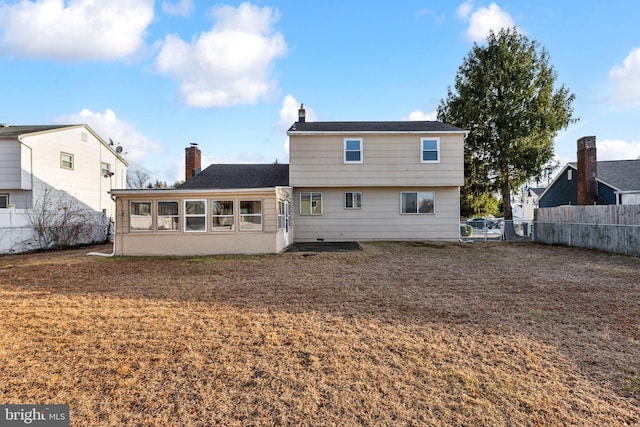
xmin=287 ymin=121 xmax=466 ymax=133
xmin=0 ymin=125 xmax=74 ymax=137
xmin=530 ymin=187 xmax=545 ymax=196
xmin=179 ymin=164 xmax=290 ymax=189
xmin=569 ymin=159 xmax=640 ymax=191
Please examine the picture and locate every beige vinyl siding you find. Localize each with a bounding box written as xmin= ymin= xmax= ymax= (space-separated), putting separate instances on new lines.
xmin=289 ymin=133 xmax=464 ymax=187
xmin=293 ymin=187 xmax=460 ymax=242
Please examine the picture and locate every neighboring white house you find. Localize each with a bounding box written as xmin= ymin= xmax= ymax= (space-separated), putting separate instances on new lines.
xmin=0 ymin=124 xmax=128 ymax=253
xmin=109 ymin=106 xmax=467 ymax=256
xmin=521 ymin=187 xmax=545 ymax=221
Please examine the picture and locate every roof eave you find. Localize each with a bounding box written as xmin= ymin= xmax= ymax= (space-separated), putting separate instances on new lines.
xmin=110 ymin=186 xmax=291 ymax=196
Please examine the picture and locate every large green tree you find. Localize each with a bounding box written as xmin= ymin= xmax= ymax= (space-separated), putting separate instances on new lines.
xmin=438 ymin=27 xmax=576 ymax=219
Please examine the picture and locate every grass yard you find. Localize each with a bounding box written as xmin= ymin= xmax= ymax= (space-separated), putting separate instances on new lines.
xmin=1 ymin=241 xmax=639 ymax=426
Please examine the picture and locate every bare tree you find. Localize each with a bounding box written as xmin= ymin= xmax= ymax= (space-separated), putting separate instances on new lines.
xmin=26 ymin=187 xmax=103 ymax=250
xmin=127 ymin=168 xmax=151 ymax=189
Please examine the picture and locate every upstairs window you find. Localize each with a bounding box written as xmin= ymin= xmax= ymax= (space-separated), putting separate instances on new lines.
xmin=300 ymin=192 xmax=322 ymax=215
xmin=185 ymin=200 xmax=206 ymax=232
xmin=0 ymin=194 xmax=8 ymax=209
xmin=421 ymin=138 xmax=440 ymax=163
xmin=101 ymin=162 xmax=112 ymax=177
xmin=60 ymin=152 xmax=74 ymax=170
xmin=401 ymin=191 xmax=435 ymax=214
xmin=130 ymin=201 xmax=152 ymax=231
xmin=344 ymin=138 xmax=363 ymax=163
xmin=212 ymin=200 xmax=234 ymax=230
xmin=157 ymin=201 xmax=179 ymax=231
xmin=345 ymin=192 xmax=362 ymax=209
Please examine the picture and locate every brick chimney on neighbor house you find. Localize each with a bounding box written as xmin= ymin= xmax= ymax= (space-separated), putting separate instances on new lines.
xmin=577 ymin=136 xmax=598 ymax=205
xmin=298 ymin=103 xmax=306 ymax=123
xmin=185 ymin=143 xmax=201 ymax=182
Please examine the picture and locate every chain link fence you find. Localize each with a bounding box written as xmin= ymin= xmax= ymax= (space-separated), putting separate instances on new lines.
xmin=460 ymin=218 xmax=534 ymax=242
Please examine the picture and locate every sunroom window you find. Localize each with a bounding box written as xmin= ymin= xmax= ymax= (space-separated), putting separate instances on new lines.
xmin=130 ymin=201 xmax=152 ymax=231
xmin=157 ymin=201 xmax=179 ymax=231
xmin=240 ymin=201 xmax=262 ymax=231
xmin=212 ymin=200 xmax=234 ymax=230
xmin=185 ymin=200 xmax=206 ymax=232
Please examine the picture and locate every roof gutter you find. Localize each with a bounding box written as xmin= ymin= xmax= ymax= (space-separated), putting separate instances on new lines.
xmin=109 ymin=186 xmax=291 ymax=197
xmin=286 ymin=130 xmax=468 ymax=136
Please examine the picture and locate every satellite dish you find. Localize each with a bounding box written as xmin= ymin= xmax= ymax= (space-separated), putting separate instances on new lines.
xmin=109 ymin=138 xmax=114 ymax=146
xmin=116 ymin=146 xmax=123 ymax=154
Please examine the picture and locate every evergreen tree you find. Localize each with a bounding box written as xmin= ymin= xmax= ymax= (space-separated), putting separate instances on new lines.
xmin=438 ymin=28 xmax=576 ymax=219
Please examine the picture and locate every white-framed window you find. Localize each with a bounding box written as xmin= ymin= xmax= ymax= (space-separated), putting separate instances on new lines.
xmin=60 ymin=152 xmax=74 ymax=170
xmin=567 ymin=169 xmax=573 ymax=180
xmin=345 ymin=192 xmax=362 ymax=209
xmin=344 ymin=138 xmax=363 ymax=163
xmin=130 ymin=201 xmax=152 ymax=231
xmin=239 ymin=200 xmax=262 ymax=231
xmin=421 ymin=138 xmax=440 ymax=163
xmin=401 ymin=191 xmax=435 ymax=214
xmin=101 ymin=162 xmax=112 ymax=177
xmin=300 ymin=192 xmax=322 ymax=215
xmin=185 ymin=200 xmax=206 ymax=232
xmin=0 ymin=194 xmax=8 ymax=209
xmin=157 ymin=201 xmax=179 ymax=231
xmin=278 ymin=200 xmax=286 ymax=229
xmin=212 ymin=200 xmax=234 ymax=230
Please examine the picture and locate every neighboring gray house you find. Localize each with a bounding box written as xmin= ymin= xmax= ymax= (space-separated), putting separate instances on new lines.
xmin=538 ymin=160 xmax=640 ymax=207
xmin=110 ymin=106 xmax=467 ymax=255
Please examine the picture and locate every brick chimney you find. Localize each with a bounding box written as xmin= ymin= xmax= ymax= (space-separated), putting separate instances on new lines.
xmin=298 ymin=103 xmax=306 ymax=123
xmin=577 ymin=136 xmax=598 ymax=205
xmin=185 ymin=144 xmax=201 ymax=182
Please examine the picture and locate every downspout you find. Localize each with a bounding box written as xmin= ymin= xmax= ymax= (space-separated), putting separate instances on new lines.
xmin=17 ymin=136 xmax=34 ymax=208
xmin=87 ymin=193 xmax=117 ymax=257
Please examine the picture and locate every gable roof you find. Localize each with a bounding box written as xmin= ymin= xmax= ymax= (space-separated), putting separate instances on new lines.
xmin=568 ymin=159 xmax=640 ymax=192
xmin=526 ymin=187 xmax=545 ymax=197
xmin=179 ymin=164 xmax=290 ymax=189
xmin=287 ymin=121 xmax=466 ymax=134
xmin=0 ymin=124 xmax=129 ymax=166
xmin=0 ymin=124 xmax=74 ymax=138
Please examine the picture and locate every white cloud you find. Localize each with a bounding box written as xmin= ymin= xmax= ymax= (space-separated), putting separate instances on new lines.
xmin=460 ymin=2 xmax=515 ymax=42
xmin=597 ymin=138 xmax=640 ymax=161
xmin=609 ymin=47 xmax=640 ymax=106
xmin=404 ymin=110 xmax=438 ymax=121
xmin=162 ymin=0 xmax=194 ymax=17
xmin=56 ymin=109 xmax=164 ymax=167
xmin=0 ymin=0 xmax=153 ymax=61
xmin=456 ymin=0 xmax=474 ymax=20
xmin=417 ymin=8 xmax=445 ymax=25
xmin=279 ymin=95 xmax=317 ymax=155
xmin=155 ymin=2 xmax=287 ymax=108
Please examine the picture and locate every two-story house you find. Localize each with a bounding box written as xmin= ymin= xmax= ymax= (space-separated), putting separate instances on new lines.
xmin=0 ymin=124 xmax=128 ymax=253
xmin=109 ymin=107 xmax=466 ymax=255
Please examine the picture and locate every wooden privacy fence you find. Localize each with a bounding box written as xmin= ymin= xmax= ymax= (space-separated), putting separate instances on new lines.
xmin=534 ymin=205 xmax=640 ymax=256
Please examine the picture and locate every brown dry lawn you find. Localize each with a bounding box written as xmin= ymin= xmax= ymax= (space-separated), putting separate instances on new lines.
xmin=0 ymin=241 xmax=639 ymax=426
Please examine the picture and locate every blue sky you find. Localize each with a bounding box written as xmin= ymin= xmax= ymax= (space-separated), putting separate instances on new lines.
xmin=1 ymin=0 xmax=639 ymax=186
